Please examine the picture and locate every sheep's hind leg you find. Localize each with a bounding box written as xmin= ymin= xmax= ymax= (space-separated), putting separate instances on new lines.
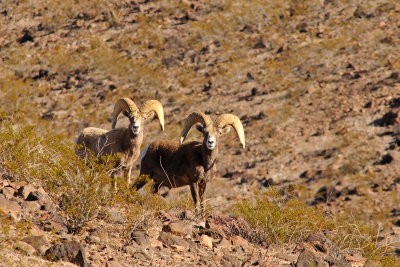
xmin=189 ymin=182 xmax=201 ymax=213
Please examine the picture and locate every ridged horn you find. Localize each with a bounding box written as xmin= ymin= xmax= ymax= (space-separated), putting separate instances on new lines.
xmin=139 ymin=100 xmax=165 ymax=131
xmin=179 ymin=112 xmax=213 ymax=143
xmin=214 ymin=114 xmax=246 ymax=148
xmin=111 ymin=98 xmax=138 ymax=129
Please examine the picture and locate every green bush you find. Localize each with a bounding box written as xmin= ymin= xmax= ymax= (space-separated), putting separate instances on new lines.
xmin=234 ymin=187 xmax=400 ymax=265
xmin=234 ymin=187 xmax=334 ymax=244
xmin=0 ymin=123 xmax=114 ymax=233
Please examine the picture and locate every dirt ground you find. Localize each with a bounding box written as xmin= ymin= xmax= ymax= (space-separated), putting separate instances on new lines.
xmin=1 ymin=0 xmax=400 ymax=266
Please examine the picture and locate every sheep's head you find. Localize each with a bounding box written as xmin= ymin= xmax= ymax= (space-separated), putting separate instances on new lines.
xmin=179 ymin=112 xmax=245 ymax=150
xmin=111 ymin=98 xmax=164 ymax=135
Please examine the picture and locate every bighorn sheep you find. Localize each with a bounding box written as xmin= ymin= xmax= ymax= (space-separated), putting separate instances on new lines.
xmin=75 ymin=98 xmax=164 ymax=190
xmin=136 ymin=112 xmax=245 ymax=214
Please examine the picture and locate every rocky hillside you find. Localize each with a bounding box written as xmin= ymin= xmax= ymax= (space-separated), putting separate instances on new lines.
xmin=1 ymin=0 xmax=400 ymax=266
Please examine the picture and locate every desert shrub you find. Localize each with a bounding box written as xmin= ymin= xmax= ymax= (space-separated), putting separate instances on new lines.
xmin=234 ymin=187 xmax=334 ymax=244
xmin=113 ymin=176 xmax=168 ymax=236
xmin=234 ymin=187 xmax=400 ymax=265
xmin=0 ymin=123 xmax=115 ymax=233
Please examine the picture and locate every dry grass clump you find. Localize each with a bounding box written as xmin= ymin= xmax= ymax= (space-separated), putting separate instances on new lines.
xmin=234 ymin=187 xmax=334 ymax=245
xmin=234 ymin=187 xmax=400 ymax=265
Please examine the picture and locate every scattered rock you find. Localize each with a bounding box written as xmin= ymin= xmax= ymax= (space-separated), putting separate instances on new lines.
xmin=375 ymin=153 xmax=394 ymax=165
xmin=296 ymin=248 xmax=328 ymax=267
xmin=131 ymin=231 xmax=151 ymax=249
xmin=42 ymin=219 xmax=68 ymax=234
xmin=1 ymin=186 xmax=15 ymax=199
xmin=229 ymin=235 xmax=249 ymax=248
xmin=162 ymin=220 xmax=192 ymax=238
xmin=306 ymin=233 xmax=328 ymax=253
xmin=107 ymin=208 xmax=124 ymax=224
xmin=380 ymin=108 xmax=400 ymax=126
xmin=45 ymin=241 xmax=88 ymax=267
xmin=158 ymin=232 xmax=189 ymax=251
xmin=22 ymin=235 xmax=49 ymax=252
xmin=200 ymin=234 xmax=213 ymax=249
xmin=26 ymin=190 xmax=45 ymax=201
xmin=180 ymin=210 xmax=195 ymax=220
xmin=18 ymin=184 xmax=36 ymax=200
xmin=17 ymin=29 xmax=34 ymax=43
xmin=21 ymin=200 xmax=41 ymax=212
xmin=106 ymin=260 xmax=123 ymax=267
xmin=86 ymin=235 xmax=102 ymax=244
xmin=0 ymin=197 xmax=21 ymax=219
xmin=15 ymin=240 xmax=36 ymax=256
xmin=149 ymin=237 xmax=163 ymax=249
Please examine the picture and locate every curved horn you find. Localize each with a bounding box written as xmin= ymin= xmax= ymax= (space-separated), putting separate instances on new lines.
xmin=214 ymin=114 xmax=246 ymax=148
xmin=111 ymin=98 xmax=138 ymax=129
xmin=179 ymin=112 xmax=212 ymax=143
xmin=139 ymin=100 xmax=165 ymax=131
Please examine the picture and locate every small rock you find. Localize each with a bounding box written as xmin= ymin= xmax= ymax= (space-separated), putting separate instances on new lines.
xmin=123 ymin=245 xmax=136 ymax=255
xmin=381 ymin=108 xmax=400 ymax=126
xmin=1 ymin=186 xmax=15 ymax=199
xmin=306 ymin=233 xmax=328 ymax=253
xmin=107 ymin=208 xmax=124 ymax=224
xmin=0 ymin=197 xmax=21 ymax=219
xmin=200 ymin=234 xmax=213 ymax=249
xmin=21 ymin=200 xmax=41 ymax=212
xmin=229 ymin=235 xmax=249 ymax=248
xmin=180 ymin=210 xmax=195 ymax=220
xmin=131 ymin=231 xmax=151 ymax=249
xmin=45 ymin=241 xmax=88 ymax=267
xmin=26 ymin=190 xmax=45 ymax=201
xmin=90 ymin=251 xmax=103 ymax=261
xmin=223 ymin=252 xmax=242 ymax=267
xmin=17 ymin=29 xmax=34 ymax=43
xmin=22 ymin=235 xmax=49 ymax=251
xmin=106 ymin=260 xmax=123 ymax=267
xmin=158 ymin=232 xmax=189 ymax=250
xmin=15 ymin=240 xmax=36 ymax=256
xmin=376 ymin=153 xmax=394 ymax=165
xmin=296 ymin=248 xmax=328 ymax=267
xmin=18 ymin=184 xmax=35 ymax=200
xmin=135 ymin=247 xmax=154 ymax=261
xmin=149 ymin=237 xmax=163 ymax=249
xmin=162 ymin=220 xmax=192 ymax=238
xmin=86 ymin=235 xmax=101 ymax=244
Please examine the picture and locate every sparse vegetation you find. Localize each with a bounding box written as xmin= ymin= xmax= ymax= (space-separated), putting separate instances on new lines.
xmin=234 ymin=187 xmax=400 ymax=265
xmin=1 ymin=0 xmax=400 ymax=265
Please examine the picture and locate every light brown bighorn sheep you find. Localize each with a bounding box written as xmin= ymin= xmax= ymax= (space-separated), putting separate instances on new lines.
xmin=75 ymin=98 xmax=164 ymax=190
xmin=136 ymin=112 xmax=245 ymax=214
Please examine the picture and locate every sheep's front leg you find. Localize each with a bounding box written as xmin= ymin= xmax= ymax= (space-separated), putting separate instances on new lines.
xmin=127 ymin=165 xmax=132 ymax=185
xmin=189 ymin=182 xmax=201 ymax=210
xmin=198 ymin=180 xmax=207 ymax=215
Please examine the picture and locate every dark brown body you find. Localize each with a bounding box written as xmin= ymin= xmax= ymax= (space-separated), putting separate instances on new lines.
xmin=138 ymin=139 xmax=218 ymax=211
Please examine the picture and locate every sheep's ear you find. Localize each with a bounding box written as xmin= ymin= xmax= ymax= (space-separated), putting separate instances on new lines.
xmin=218 ymin=126 xmax=231 ymax=136
xmin=195 ymin=124 xmax=205 ymax=133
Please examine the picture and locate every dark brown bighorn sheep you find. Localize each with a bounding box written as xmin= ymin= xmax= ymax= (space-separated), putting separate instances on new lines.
xmin=136 ymin=112 xmax=245 ymax=214
xmin=75 ymin=98 xmax=164 ymax=190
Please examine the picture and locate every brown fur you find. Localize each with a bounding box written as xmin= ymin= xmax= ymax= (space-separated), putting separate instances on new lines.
xmin=75 ymin=120 xmax=144 ymax=189
xmin=137 ymin=125 xmax=223 ymax=214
